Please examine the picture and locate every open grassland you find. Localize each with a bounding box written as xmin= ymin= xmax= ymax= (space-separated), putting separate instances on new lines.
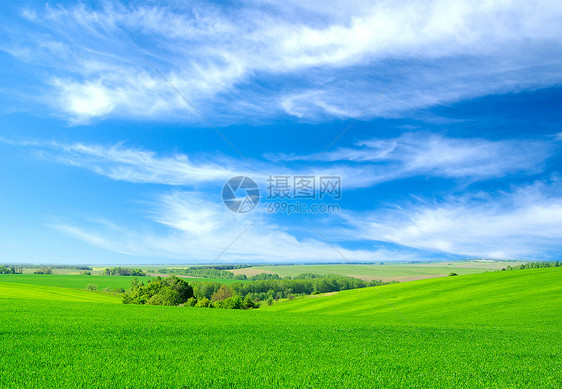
xmin=0 ymin=282 xmax=120 ymax=304
xmin=266 ymin=267 xmax=562 ymax=328
xmin=0 ymin=274 xmax=153 ymax=290
xmin=230 ymin=261 xmax=525 ymax=281
xmin=0 ymin=268 xmax=560 ymax=388
xmin=0 ymin=274 xmax=243 ymax=291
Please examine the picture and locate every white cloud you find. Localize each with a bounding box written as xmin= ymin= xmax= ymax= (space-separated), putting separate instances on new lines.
xmin=347 ymin=180 xmax=562 ymax=258
xmin=50 ymin=178 xmax=562 ymax=261
xmin=48 ymin=142 xmax=243 ymax=185
xmin=51 ymin=190 xmax=400 ymax=263
xmin=269 ymin=133 xmax=555 ymax=181
xmin=43 ymin=141 xmax=402 ymax=189
xmin=7 ymin=137 xmax=561 ymax=260
xmin=2 ymin=0 xmax=562 ymax=123
xmin=21 ymin=132 xmax=554 ymax=191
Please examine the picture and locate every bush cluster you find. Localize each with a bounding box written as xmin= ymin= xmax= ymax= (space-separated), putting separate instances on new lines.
xmin=0 ymin=266 xmax=23 ymax=274
xmin=103 ymin=267 xmax=146 ymax=276
xmin=122 ymin=276 xmax=193 ymax=306
xmin=33 ymin=267 xmax=52 ymax=274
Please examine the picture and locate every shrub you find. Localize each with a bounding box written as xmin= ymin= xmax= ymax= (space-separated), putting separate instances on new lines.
xmin=449 ymin=273 xmax=458 ymax=276
xmin=243 ymin=295 xmax=258 ymax=309
xmin=34 ymin=267 xmax=52 ymax=275
xmin=122 ymin=276 xmax=193 ymax=306
xmin=86 ymin=284 xmax=98 ymax=291
xmin=195 ymin=298 xmax=211 ymax=308
xmin=213 ymin=295 xmax=244 ymax=309
xmin=146 ymin=287 xmax=181 ymax=306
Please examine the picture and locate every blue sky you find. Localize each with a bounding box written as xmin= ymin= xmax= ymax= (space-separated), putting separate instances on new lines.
xmin=1 ymin=0 xmax=561 ymax=264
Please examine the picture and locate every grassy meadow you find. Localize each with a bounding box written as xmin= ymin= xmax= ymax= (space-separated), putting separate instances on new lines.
xmin=0 ymin=274 xmax=245 ymax=292
xmin=228 ymin=261 xmax=524 ymax=281
xmin=0 ymin=267 xmax=560 ymax=388
xmin=266 ymin=267 xmax=562 ymax=327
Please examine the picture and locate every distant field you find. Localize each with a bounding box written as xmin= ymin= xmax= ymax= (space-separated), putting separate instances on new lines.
xmin=146 ymin=274 xmax=248 ymax=285
xmin=0 ymin=268 xmax=560 ymax=387
xmin=21 ymin=268 xmax=85 ymax=275
xmin=188 ymin=277 xmax=248 ymax=285
xmin=0 ymin=274 xmax=153 ymax=290
xmin=0 ymin=274 xmax=245 ymax=291
xmin=0 ymin=282 xmax=120 ymax=304
xmin=229 ymin=261 xmax=525 ymax=281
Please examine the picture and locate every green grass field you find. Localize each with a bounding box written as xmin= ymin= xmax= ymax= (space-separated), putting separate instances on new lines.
xmin=229 ymin=261 xmax=524 ymax=281
xmin=265 ymin=267 xmax=562 ymax=328
xmin=0 ymin=274 xmax=245 ymax=291
xmin=0 ymin=268 xmax=560 ymax=388
xmin=0 ymin=282 xmax=120 ymax=303
xmin=0 ymin=274 xmax=151 ymax=290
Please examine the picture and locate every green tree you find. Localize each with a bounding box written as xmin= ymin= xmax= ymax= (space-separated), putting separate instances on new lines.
xmin=122 ymin=276 xmax=193 ymax=306
xmin=196 ymin=298 xmax=211 ymax=308
xmin=147 ymin=287 xmax=181 ymax=306
xmin=243 ymin=295 xmax=258 ymax=309
xmin=211 ymin=285 xmax=234 ymax=302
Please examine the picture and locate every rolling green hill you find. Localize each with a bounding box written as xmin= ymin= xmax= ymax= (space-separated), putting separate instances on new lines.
xmin=265 ymin=267 xmax=562 ymax=328
xmin=0 ymin=274 xmax=242 ymax=291
xmin=0 ymin=282 xmax=120 ymax=304
xmin=0 ymin=267 xmax=560 ymax=388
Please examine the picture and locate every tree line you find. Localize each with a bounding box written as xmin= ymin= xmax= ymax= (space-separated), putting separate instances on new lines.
xmin=0 ymin=266 xmax=23 ymax=274
xmin=505 ymin=261 xmax=561 ymax=271
xmin=157 ymin=267 xmax=329 ymax=281
xmin=155 ymin=267 xmax=355 ymax=282
xmin=157 ymin=267 xmax=247 ymax=280
xmin=34 ymin=267 xmax=53 ymax=274
xmin=122 ymin=274 xmax=396 ymax=309
xmin=229 ymin=276 xmax=393 ymax=301
xmin=103 ymin=267 xmax=147 ymax=276
xmin=1 ymin=265 xmax=93 ymax=274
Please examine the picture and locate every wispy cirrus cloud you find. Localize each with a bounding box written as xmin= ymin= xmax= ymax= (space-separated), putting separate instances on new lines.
xmin=7 ymin=132 xmax=555 ymax=190
xmin=50 ymin=190 xmax=408 ymax=263
xmin=346 ymin=179 xmax=562 ymax=258
xmin=6 ymin=139 xmax=384 ymax=189
xmin=268 ymin=133 xmax=557 ymax=181
xmin=6 ymin=135 xmax=562 ymax=261
xmin=49 ymin=177 xmax=562 ymax=261
xmin=50 ymin=142 xmax=240 ymax=185
xmin=2 ymin=0 xmax=561 ymax=124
